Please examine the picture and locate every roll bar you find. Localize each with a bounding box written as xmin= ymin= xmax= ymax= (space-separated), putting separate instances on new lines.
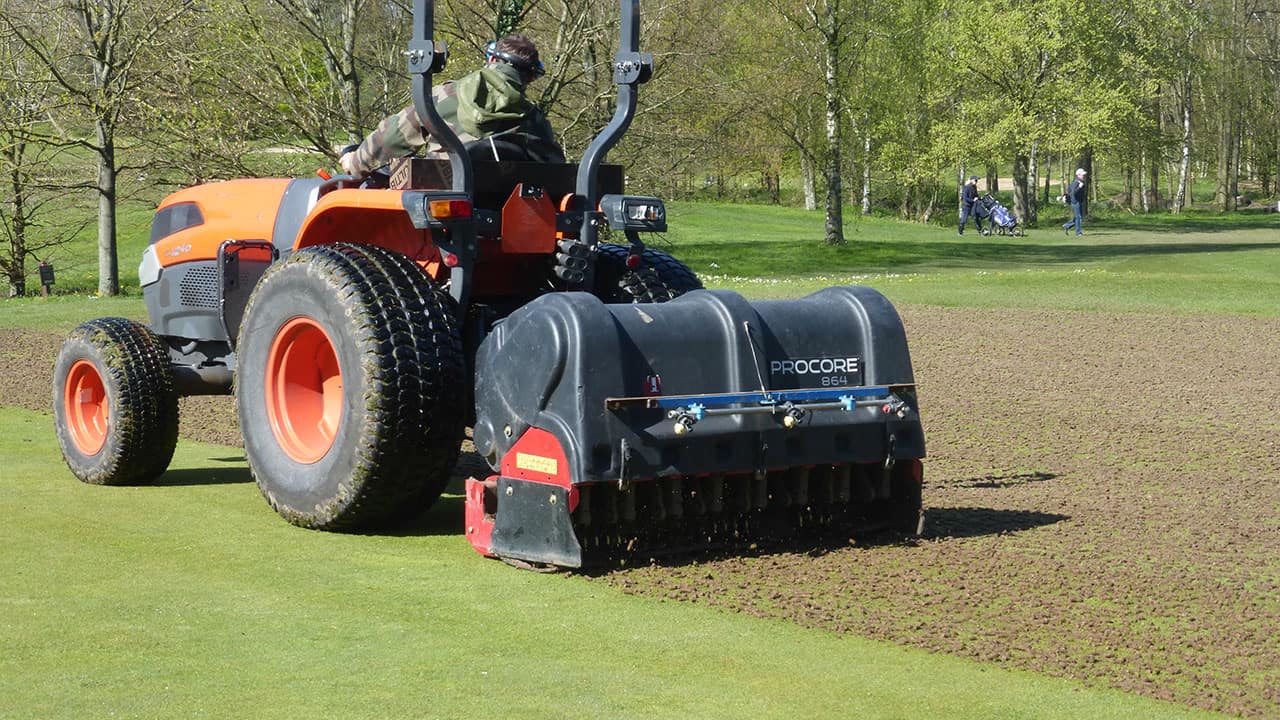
xmin=407 ymin=0 xmax=473 ymax=196
xmin=575 ymin=0 xmax=653 ymax=248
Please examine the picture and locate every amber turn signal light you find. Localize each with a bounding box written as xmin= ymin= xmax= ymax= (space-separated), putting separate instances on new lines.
xmin=429 ymin=199 xmax=472 ymax=219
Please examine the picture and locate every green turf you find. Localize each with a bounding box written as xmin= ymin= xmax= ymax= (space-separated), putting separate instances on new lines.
xmin=19 ymin=195 xmax=1280 ymax=318
xmin=661 ymin=202 xmax=1280 ymax=315
xmin=0 ymin=294 xmax=147 ymax=333
xmin=0 ymin=405 xmax=1225 ymax=719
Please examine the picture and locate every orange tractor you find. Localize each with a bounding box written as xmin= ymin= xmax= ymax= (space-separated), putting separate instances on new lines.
xmin=52 ymin=0 xmax=924 ymax=568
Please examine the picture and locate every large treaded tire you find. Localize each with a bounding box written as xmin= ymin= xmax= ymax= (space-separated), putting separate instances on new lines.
xmin=52 ymin=317 xmax=179 ymax=485
xmin=593 ymin=244 xmax=703 ymax=303
xmin=235 ymin=243 xmax=465 ymax=531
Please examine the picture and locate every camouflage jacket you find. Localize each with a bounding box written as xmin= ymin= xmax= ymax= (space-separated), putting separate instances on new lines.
xmin=346 ymin=63 xmax=563 ymax=176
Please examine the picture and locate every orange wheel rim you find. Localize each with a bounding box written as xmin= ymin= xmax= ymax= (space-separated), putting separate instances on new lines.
xmin=265 ymin=317 xmax=343 ymax=464
xmin=65 ymin=359 xmax=109 ymax=456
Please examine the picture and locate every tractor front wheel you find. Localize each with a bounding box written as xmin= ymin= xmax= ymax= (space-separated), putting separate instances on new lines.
xmin=236 ymin=243 xmax=465 ymax=531
xmin=52 ymin=317 xmax=179 ymax=485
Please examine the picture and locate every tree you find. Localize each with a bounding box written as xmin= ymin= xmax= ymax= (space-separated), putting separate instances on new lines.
xmin=761 ymin=0 xmax=891 ymax=244
xmin=2 ymin=0 xmax=198 ymax=296
xmin=216 ymin=0 xmax=403 ymax=157
xmin=0 ymin=27 xmax=87 ymax=296
xmin=862 ymin=0 xmax=954 ymax=222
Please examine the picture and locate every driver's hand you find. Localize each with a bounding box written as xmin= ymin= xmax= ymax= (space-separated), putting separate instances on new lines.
xmin=339 ymin=150 xmax=364 ymax=178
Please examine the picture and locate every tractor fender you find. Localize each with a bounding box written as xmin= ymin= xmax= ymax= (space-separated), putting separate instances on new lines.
xmin=291 ymin=188 xmax=436 ymax=264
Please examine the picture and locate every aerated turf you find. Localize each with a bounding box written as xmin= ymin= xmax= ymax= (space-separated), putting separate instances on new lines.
xmin=0 ymin=397 xmax=1218 ymax=719
xmin=3 ymin=305 xmax=1274 ymax=717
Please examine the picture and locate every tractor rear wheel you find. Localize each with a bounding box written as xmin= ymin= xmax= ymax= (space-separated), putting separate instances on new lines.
xmin=593 ymin=244 xmax=703 ymax=303
xmin=52 ymin=317 xmax=179 ymax=485
xmin=235 ymin=243 xmax=465 ymax=531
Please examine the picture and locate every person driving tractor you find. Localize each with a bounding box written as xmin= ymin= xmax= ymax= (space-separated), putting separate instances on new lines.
xmin=339 ymin=34 xmax=564 ymax=177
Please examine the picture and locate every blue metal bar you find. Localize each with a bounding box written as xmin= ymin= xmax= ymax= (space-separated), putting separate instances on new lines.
xmin=606 ymin=384 xmax=912 ymax=412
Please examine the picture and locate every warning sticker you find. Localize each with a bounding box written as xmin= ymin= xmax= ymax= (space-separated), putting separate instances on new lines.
xmin=516 ymin=452 xmax=558 ymax=476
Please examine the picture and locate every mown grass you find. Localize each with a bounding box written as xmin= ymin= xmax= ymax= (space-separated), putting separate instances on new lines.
xmin=661 ymin=202 xmax=1280 ymax=315
xmin=11 ymin=197 xmax=1280 ymax=323
xmin=0 ymin=406 xmax=1226 ymax=720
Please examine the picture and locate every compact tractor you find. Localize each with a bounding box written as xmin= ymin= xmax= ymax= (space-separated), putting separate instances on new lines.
xmin=52 ymin=0 xmax=925 ymax=568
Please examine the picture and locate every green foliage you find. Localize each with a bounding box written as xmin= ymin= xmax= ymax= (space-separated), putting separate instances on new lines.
xmin=4 ymin=0 xmax=1280 ymax=294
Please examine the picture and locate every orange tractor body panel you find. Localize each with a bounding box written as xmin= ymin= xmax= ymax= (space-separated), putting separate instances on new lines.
xmin=295 ymin=189 xmax=431 ymax=256
xmin=153 ymin=179 xmax=292 ymax=268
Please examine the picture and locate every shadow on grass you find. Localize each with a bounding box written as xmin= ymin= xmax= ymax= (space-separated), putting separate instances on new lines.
xmin=1098 ymin=208 xmax=1280 ymax=232
xmin=380 ymin=472 xmax=474 ymax=538
xmin=923 ymin=507 xmax=1068 ymax=539
xmin=934 ymin=471 xmax=1057 ymax=489
xmin=386 ymin=495 xmax=465 ymax=538
xmin=679 ymin=238 xmax=1280 ymax=276
xmin=155 ymin=466 xmax=252 ymax=486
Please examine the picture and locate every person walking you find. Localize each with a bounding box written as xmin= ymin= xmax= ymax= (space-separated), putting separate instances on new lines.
xmin=958 ymin=175 xmax=985 ymax=236
xmin=1062 ymin=168 xmax=1087 ymax=235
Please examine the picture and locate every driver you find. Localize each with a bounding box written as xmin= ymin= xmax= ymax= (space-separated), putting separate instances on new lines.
xmin=339 ymin=34 xmax=564 ymax=177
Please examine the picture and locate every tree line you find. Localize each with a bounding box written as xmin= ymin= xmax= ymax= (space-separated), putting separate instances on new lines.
xmin=2 ymin=0 xmax=1277 ymax=295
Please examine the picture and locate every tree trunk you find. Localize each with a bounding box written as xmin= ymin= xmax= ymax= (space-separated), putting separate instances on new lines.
xmin=1215 ymin=109 xmax=1231 ymax=211
xmin=986 ymin=165 xmax=998 ymax=194
xmin=1041 ymin=150 xmax=1051 ymax=210
xmin=1174 ymin=72 xmax=1192 ymax=213
xmin=801 ymin=154 xmax=817 ymax=210
xmin=821 ymin=3 xmax=844 ymax=245
xmin=1125 ymin=164 xmax=1135 ymax=210
xmin=1147 ymin=150 xmax=1160 ymax=210
xmin=6 ymin=150 xmax=27 ymax=297
xmin=339 ymin=0 xmax=362 ymax=143
xmin=865 ymin=132 xmax=875 ymax=212
xmin=1230 ymin=117 xmax=1240 ymax=208
xmin=1012 ymin=153 xmax=1031 ymax=227
xmin=764 ymin=169 xmax=780 ymax=204
xmin=96 ymin=123 xmax=119 ymax=297
xmin=1027 ymin=140 xmax=1039 ymax=224
xmin=1147 ymin=85 xmax=1161 ymax=210
xmin=300 ymin=0 xmax=365 ymax=144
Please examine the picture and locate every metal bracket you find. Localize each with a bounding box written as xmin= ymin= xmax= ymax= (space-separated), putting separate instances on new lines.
xmin=614 ymin=52 xmax=653 ymax=84
xmin=617 ymin=438 xmax=632 ymax=491
xmin=405 ymin=39 xmax=447 ymax=74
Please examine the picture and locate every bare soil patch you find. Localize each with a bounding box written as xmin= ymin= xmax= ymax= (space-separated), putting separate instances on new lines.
xmin=6 ymin=306 xmax=1277 ymax=717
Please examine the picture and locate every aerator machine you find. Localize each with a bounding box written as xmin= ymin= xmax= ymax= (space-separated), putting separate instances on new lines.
xmin=457 ymin=2 xmax=924 ymax=567
xmin=466 ymin=286 xmax=924 ymax=567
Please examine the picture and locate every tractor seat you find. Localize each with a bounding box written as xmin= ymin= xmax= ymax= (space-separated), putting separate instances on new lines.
xmin=463 ymin=132 xmax=565 ymax=164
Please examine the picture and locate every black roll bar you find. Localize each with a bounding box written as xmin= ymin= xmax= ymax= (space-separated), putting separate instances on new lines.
xmin=406 ymin=0 xmax=478 ymax=312
xmin=408 ymin=0 xmax=474 ymax=196
xmin=575 ymin=0 xmax=653 ymax=248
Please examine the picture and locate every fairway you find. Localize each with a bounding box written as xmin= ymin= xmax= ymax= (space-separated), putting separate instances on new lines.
xmin=3 ymin=205 xmax=1276 ymax=719
xmin=664 ymin=203 xmax=1280 ymax=316
xmin=0 ymin=407 xmax=1215 ymax=719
